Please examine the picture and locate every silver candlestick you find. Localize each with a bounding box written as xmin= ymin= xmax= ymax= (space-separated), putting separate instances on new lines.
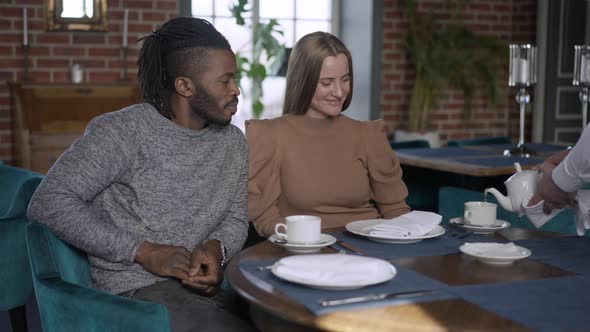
xmin=505 ymin=44 xmax=537 ymax=157
xmin=23 ymin=44 xmax=31 ymax=81
xmin=573 ymin=45 xmax=590 ymax=128
xmin=120 ymin=46 xmax=129 ymax=81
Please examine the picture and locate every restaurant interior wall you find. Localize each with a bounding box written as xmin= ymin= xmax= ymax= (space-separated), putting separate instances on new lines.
xmin=0 ymin=0 xmax=177 ymax=165
xmin=380 ymin=0 xmax=537 ymax=145
xmin=0 ymin=0 xmax=536 ymax=165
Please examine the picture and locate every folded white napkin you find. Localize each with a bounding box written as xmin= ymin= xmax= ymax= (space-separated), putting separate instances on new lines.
xmin=523 ymin=190 xmax=590 ymax=236
xmin=465 ymin=242 xmax=523 ymax=257
xmin=369 ymin=211 xmax=442 ymax=238
xmin=273 ymin=254 xmax=394 ymax=286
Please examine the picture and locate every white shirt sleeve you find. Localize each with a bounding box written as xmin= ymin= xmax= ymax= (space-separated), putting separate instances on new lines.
xmin=552 ymin=125 xmax=590 ymax=192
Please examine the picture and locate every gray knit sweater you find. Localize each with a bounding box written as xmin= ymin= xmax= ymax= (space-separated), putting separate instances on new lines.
xmin=28 ymin=103 xmax=248 ymax=294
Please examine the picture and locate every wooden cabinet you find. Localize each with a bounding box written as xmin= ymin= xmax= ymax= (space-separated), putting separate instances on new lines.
xmin=8 ymin=83 xmax=139 ymax=173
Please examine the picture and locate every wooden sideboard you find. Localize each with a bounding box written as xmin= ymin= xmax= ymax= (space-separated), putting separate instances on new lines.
xmin=8 ymin=83 xmax=140 ymax=173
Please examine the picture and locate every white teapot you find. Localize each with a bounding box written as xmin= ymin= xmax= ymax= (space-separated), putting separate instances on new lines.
xmin=485 ymin=163 xmax=540 ymax=216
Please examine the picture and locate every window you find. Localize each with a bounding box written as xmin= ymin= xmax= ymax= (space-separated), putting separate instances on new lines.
xmin=188 ymin=0 xmax=334 ymax=131
xmin=60 ymin=0 xmax=94 ymax=18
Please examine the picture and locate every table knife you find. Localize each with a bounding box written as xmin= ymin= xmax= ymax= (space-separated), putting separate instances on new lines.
xmin=319 ymin=289 xmax=434 ymax=307
xmin=335 ymin=240 xmax=365 ymax=256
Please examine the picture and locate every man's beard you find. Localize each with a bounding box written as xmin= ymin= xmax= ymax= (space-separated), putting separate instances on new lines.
xmin=189 ymin=85 xmax=237 ymax=127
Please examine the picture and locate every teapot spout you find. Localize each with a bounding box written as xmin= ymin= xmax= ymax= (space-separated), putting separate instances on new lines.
xmin=485 ymin=188 xmax=514 ymax=212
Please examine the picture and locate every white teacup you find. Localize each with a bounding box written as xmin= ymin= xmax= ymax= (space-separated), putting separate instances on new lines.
xmin=464 ymin=201 xmax=497 ymax=226
xmin=274 ymin=215 xmax=321 ymax=244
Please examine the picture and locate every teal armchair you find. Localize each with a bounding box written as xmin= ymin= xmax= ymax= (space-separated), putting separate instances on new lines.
xmin=389 ymin=140 xmax=436 ymax=211
xmin=0 ymin=165 xmax=43 ymax=220
xmin=25 ymin=223 xmax=171 ymax=332
xmin=1 ymin=217 xmax=35 ymax=332
xmin=437 ymin=186 xmax=579 ymax=235
xmin=390 ymin=139 xmax=430 ymax=150
xmin=0 ymin=165 xmax=43 ymax=332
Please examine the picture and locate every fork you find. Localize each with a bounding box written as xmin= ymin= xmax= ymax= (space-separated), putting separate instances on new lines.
xmin=450 ymin=231 xmax=472 ymax=239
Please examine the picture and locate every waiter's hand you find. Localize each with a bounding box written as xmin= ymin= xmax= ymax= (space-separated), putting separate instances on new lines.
xmin=527 ymin=193 xmax=543 ymax=207
xmin=537 ymin=162 xmax=575 ymax=214
xmin=536 ymin=149 xmax=570 ymax=170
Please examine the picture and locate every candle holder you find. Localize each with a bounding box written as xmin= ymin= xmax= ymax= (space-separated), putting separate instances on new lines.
xmin=23 ymin=44 xmax=31 ymax=81
xmin=573 ymin=45 xmax=590 ymax=128
xmin=505 ymin=44 xmax=537 ymax=157
xmin=120 ymin=9 xmax=129 ymax=81
xmin=120 ymin=46 xmax=130 ymax=81
xmin=22 ymin=8 xmax=31 ymax=81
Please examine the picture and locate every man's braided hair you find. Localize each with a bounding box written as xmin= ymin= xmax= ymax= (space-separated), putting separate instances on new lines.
xmin=137 ymin=17 xmax=231 ymax=119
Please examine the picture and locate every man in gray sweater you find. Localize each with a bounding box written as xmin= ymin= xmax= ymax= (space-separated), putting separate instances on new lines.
xmin=28 ymin=17 xmax=252 ymax=332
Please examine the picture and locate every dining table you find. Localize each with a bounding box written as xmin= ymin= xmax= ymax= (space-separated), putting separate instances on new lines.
xmin=393 ymin=143 xmax=569 ymax=211
xmin=395 ymin=143 xmax=568 ymax=178
xmin=227 ymin=225 xmax=590 ymax=332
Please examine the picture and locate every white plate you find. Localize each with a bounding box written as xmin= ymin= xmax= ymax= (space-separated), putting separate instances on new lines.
xmin=268 ymin=233 xmax=336 ymax=253
xmin=459 ymin=242 xmax=531 ymax=265
xmin=345 ymin=219 xmax=445 ymax=244
xmin=450 ymin=217 xmax=510 ymax=234
xmin=271 ymin=254 xmax=397 ymax=290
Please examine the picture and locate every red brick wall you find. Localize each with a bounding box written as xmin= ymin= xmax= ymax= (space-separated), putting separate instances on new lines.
xmin=0 ymin=0 xmax=177 ymax=164
xmin=381 ymin=0 xmax=538 ymax=144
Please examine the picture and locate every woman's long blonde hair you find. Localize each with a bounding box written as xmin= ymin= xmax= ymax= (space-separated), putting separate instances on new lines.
xmin=282 ymin=32 xmax=354 ymax=115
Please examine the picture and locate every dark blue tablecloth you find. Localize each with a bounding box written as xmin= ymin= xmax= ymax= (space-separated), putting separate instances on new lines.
xmin=239 ymin=260 xmax=453 ymax=315
xmin=399 ymin=144 xmax=562 ymax=166
xmin=331 ymin=229 xmax=500 ymax=259
xmin=515 ymin=236 xmax=590 ymax=276
xmin=458 ymin=156 xmax=544 ymax=167
xmin=450 ymin=276 xmax=590 ymax=332
xmin=484 ymin=143 xmax=569 ymax=153
xmin=398 ymin=147 xmax=492 ymax=158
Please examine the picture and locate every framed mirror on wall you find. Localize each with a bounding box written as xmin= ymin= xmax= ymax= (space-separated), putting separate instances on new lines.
xmin=47 ymin=0 xmax=108 ymax=31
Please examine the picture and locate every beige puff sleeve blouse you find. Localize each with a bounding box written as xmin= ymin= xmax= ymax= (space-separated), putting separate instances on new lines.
xmin=247 ymin=114 xmax=410 ymax=237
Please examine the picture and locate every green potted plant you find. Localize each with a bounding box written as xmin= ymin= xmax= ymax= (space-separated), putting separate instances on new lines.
xmin=230 ymin=0 xmax=286 ymax=118
xmin=399 ymin=0 xmax=507 ymax=142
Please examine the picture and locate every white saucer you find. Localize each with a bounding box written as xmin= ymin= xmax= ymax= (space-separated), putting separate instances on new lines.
xmin=268 ymin=234 xmax=336 ymax=253
xmin=271 ymin=254 xmax=397 ymax=290
xmin=459 ymin=242 xmax=531 ymax=265
xmin=345 ymin=219 xmax=445 ymax=244
xmin=450 ymin=217 xmax=510 ymax=234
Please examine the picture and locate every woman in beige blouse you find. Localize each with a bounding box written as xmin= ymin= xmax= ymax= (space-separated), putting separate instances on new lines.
xmin=247 ymin=32 xmax=410 ymax=238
